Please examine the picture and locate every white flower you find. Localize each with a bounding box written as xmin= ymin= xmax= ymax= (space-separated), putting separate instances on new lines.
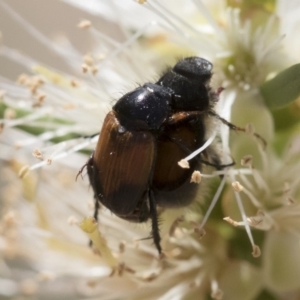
xmin=1 ymin=0 xmax=300 ymax=299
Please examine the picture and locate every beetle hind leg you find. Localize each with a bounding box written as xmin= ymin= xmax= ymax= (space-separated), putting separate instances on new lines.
xmin=88 ymin=197 xmax=101 ymax=247
xmin=148 ymin=190 xmax=162 ymax=254
xmin=93 ymin=197 xmax=100 ymax=222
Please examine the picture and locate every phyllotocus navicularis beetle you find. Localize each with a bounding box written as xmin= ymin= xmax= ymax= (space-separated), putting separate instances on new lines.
xmin=78 ymin=57 xmax=260 ymax=254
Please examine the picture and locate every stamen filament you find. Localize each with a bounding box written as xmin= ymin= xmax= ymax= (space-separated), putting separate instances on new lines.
xmin=199 ymin=172 xmax=227 ymax=230
xmin=230 ymin=173 xmax=255 ymax=247
xmin=184 ymin=131 xmax=216 ymax=161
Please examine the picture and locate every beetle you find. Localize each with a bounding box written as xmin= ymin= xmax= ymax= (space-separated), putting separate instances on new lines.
xmin=78 ymin=57 xmax=239 ymax=254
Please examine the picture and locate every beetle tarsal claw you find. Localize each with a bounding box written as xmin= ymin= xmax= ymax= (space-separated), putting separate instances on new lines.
xmin=137 ymin=235 xmax=153 ymax=241
xmin=76 ymin=163 xmax=87 ymax=181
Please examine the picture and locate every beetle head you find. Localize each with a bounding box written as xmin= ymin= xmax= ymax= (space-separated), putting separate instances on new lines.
xmin=173 ymin=57 xmax=213 ymax=83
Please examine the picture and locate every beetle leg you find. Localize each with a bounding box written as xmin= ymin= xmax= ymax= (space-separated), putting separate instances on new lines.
xmin=88 ymin=197 xmax=101 ymax=248
xmin=75 ymin=163 xmax=88 ymax=181
xmin=79 ymin=132 xmax=99 ymax=139
xmin=208 ymin=110 xmax=267 ymax=148
xmin=76 ymin=156 xmax=94 ymax=181
xmin=148 ymin=189 xmax=162 ymax=254
xmin=201 ymin=146 xmax=235 ymax=170
xmin=93 ymin=198 xmax=100 ymax=222
xmin=168 ymin=111 xmax=206 ymax=124
xmin=198 ymin=158 xmax=235 ymax=169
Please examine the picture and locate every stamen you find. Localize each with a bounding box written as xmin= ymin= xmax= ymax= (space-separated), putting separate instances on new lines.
xmin=28 ymin=136 xmax=98 ymax=171
xmin=83 ymin=55 xmax=94 ymax=67
xmin=230 ymin=173 xmax=256 ymax=249
xmin=178 ymin=159 xmax=190 ymax=169
xmin=151 ymin=0 xmax=206 ymax=37
xmin=67 ymin=216 xmax=78 ymax=225
xmin=241 ymin=186 xmax=263 ymax=208
xmin=4 ymin=108 xmax=16 ymax=119
xmin=91 ymin=22 xmax=157 ymax=81
xmin=91 ymin=66 xmax=99 ymax=75
xmin=32 ymin=149 xmax=43 ymax=160
xmin=5 ymin=107 xmax=52 ymax=131
xmin=15 ymin=125 xmax=81 ymax=148
xmin=144 ymin=2 xmax=186 ymax=36
xmin=241 ymin=155 xmax=253 ymax=167
xmin=257 ymin=141 xmax=269 ymax=171
xmin=247 ymin=215 xmax=263 ymax=227
xmin=82 ymin=64 xmax=89 ymax=73
xmin=190 ymin=171 xmax=202 ymax=183
xmin=232 ymin=181 xmax=243 ymax=192
xmin=224 ymin=216 xmax=264 ymax=228
xmin=192 ymin=0 xmax=224 ymax=38
xmin=18 ymin=165 xmax=29 ymax=178
xmin=252 ymin=245 xmax=261 ymax=258
xmin=79 ymin=217 xmax=118 ymax=268
xmin=193 ymin=226 xmax=206 ymax=238
xmin=199 ymin=171 xmax=227 ymax=230
xmin=183 ymin=131 xmax=217 ymax=162
xmin=33 ymin=93 xmax=47 ymax=107
xmin=70 ymin=79 xmax=79 ymax=88
xmin=210 ymin=279 xmax=223 ymax=300
xmin=0 ymin=1 xmax=80 ymax=65
xmin=258 ymin=33 xmax=285 ymax=64
xmin=104 ymin=22 xmax=156 ymax=65
xmin=77 ymin=20 xmax=92 ymax=29
xmin=223 ymin=217 xmax=240 ymax=227
xmin=140 ymin=0 xmax=218 ymax=53
xmin=251 ymin=169 xmax=271 ymax=197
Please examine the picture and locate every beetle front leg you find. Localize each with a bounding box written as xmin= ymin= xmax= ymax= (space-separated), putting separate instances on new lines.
xmin=148 ymin=189 xmax=162 ymax=254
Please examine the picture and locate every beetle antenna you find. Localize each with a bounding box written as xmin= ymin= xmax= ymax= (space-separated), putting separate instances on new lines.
xmin=148 ymin=190 xmax=162 ymax=254
xmin=208 ymin=111 xmax=267 ymax=149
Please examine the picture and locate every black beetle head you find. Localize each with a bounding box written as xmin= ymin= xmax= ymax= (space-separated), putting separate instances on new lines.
xmin=173 ymin=57 xmax=213 ymax=82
